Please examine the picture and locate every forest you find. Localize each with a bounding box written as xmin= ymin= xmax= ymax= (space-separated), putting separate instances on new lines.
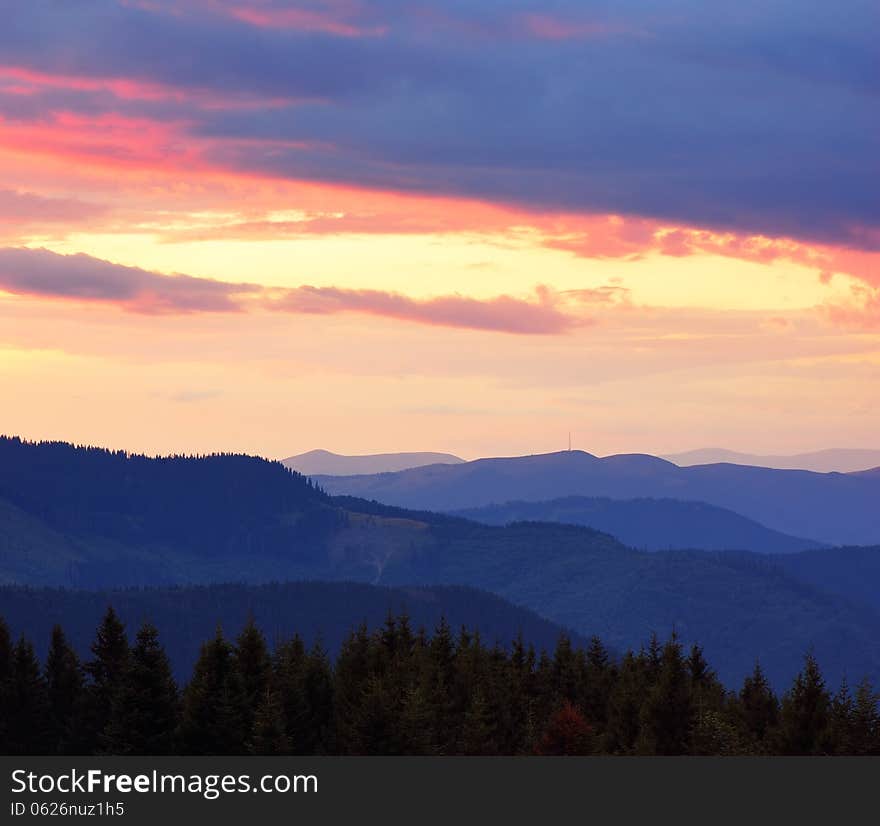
xmin=3 ymin=437 xmax=879 ymax=690
xmin=1 ymin=609 xmax=878 ymax=756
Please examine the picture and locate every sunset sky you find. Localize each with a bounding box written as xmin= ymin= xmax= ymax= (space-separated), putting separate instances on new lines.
xmin=1 ymin=0 xmax=878 ymax=460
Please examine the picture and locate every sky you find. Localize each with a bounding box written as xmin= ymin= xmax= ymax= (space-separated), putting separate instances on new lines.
xmin=0 ymin=0 xmax=878 ymax=460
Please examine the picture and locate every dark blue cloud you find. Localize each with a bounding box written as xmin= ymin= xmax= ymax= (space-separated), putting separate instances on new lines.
xmin=3 ymin=0 xmax=878 ymax=247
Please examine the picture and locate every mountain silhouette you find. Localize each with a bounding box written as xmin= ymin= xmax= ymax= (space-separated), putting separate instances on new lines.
xmin=314 ymin=450 xmax=880 ymax=546
xmin=283 ymin=449 xmax=463 ymax=476
xmin=665 ymin=447 xmax=880 ymax=474
xmin=1 ymin=436 xmax=879 ymax=688
xmin=453 ymin=496 xmax=824 ymax=554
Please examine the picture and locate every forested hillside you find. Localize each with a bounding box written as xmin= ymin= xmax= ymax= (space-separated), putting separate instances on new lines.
xmin=0 ymin=581 xmax=578 ymax=679
xmin=2 ymin=438 xmax=879 ymax=690
xmin=453 ymin=496 xmax=823 ymax=553
xmin=2 ymin=610 xmax=877 ymax=756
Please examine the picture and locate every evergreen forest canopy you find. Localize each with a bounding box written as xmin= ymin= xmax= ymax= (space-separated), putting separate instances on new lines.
xmin=0 ymin=581 xmax=577 ymax=680
xmin=1 ymin=609 xmax=878 ymax=757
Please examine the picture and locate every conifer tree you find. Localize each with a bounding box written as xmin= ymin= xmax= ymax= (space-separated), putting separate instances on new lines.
xmin=178 ymin=628 xmax=246 ymax=754
xmin=3 ymin=613 xmax=877 ymax=757
xmin=532 ymin=648 xmax=556 ymax=732
xmin=104 ymin=623 xmax=178 ymax=754
xmin=248 ymin=688 xmax=290 ymax=755
xmin=44 ymin=625 xmax=83 ymax=754
xmin=690 ymin=709 xmax=745 ymax=755
xmin=778 ymin=653 xmax=832 ymax=755
xmin=82 ymin=607 xmax=130 ymax=751
xmin=300 ymin=641 xmax=334 ymax=754
xmin=352 ymin=673 xmax=395 ymax=755
xmin=605 ymin=652 xmax=645 ymax=754
xmin=458 ymin=688 xmax=496 ymax=755
xmin=850 ymin=678 xmax=879 ymax=756
xmin=645 ymin=633 xmax=663 ymax=684
xmin=637 ymin=636 xmax=692 ymax=755
xmin=583 ymin=636 xmax=614 ymax=732
xmin=396 ymin=682 xmax=437 ymax=755
xmin=830 ymin=678 xmax=855 ymax=755
xmin=551 ymin=634 xmax=581 ymax=705
xmin=687 ymin=644 xmax=726 ymax=742
xmin=738 ymin=661 xmax=779 ymax=749
xmin=274 ymin=634 xmax=310 ymax=752
xmin=6 ymin=637 xmax=51 ymax=754
xmin=235 ymin=617 xmax=272 ymax=736
xmin=0 ymin=617 xmax=14 ymax=752
xmin=426 ymin=618 xmax=457 ymax=753
xmin=332 ymin=625 xmax=371 ymax=754
xmin=504 ymin=632 xmax=533 ymax=754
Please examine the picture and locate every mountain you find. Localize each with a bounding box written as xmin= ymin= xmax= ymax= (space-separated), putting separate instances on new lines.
xmin=283 ymin=449 xmax=464 ymax=476
xmin=774 ymin=546 xmax=880 ymax=615
xmin=453 ymin=496 xmax=824 ymax=554
xmin=384 ymin=521 xmax=880 ymax=688
xmin=1 ymin=436 xmax=879 ymax=688
xmin=0 ymin=581 xmax=576 ymax=680
xmin=314 ymin=450 xmax=880 ymax=546
xmin=0 ymin=436 xmax=343 ymax=588
xmin=665 ymin=447 xmax=880 ymax=474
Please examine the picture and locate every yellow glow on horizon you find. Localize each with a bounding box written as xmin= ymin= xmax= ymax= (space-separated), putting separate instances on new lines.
xmin=29 ymin=226 xmax=857 ymax=314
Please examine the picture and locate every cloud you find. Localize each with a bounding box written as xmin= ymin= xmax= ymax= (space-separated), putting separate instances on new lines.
xmin=823 ymin=286 xmax=880 ymax=330
xmin=0 ymin=247 xmax=580 ymax=334
xmin=271 ymin=283 xmax=579 ymax=334
xmin=563 ymin=285 xmax=632 ymax=306
xmin=149 ymin=202 xmax=880 ymax=293
xmin=0 ymin=1 xmax=875 ymax=252
xmin=0 ymin=247 xmax=254 ymax=313
xmin=518 ymin=13 xmax=632 ymax=41
xmin=224 ymin=4 xmax=387 ymax=37
xmin=0 ymin=189 xmax=107 ymax=225
xmin=544 ymin=218 xmax=880 ymax=285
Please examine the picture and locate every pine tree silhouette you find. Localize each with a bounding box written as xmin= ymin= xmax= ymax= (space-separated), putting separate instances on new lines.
xmin=104 ymin=623 xmax=178 ymax=754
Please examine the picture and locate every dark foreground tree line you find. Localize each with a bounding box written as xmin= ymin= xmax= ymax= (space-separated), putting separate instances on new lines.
xmin=1 ymin=609 xmax=878 ymax=756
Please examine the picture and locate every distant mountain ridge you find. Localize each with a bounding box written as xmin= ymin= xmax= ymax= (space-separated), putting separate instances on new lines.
xmin=314 ymin=450 xmax=880 ymax=546
xmin=665 ymin=447 xmax=880 ymax=474
xmin=283 ymin=449 xmax=464 ymax=476
xmin=2 ymin=437 xmax=879 ymax=688
xmin=453 ymin=496 xmax=824 ymax=554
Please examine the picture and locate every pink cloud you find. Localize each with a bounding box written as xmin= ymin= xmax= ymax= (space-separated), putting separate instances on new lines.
xmin=0 ymin=247 xmax=255 ymax=314
xmin=520 ymin=14 xmax=621 ymax=41
xmin=0 ymin=247 xmax=580 ymax=334
xmin=544 ymin=216 xmax=880 ymax=289
xmin=272 ymin=283 xmax=580 ymax=334
xmin=0 ymin=189 xmax=106 ymax=225
xmin=0 ymin=65 xmax=191 ymax=103
xmin=2 ymin=94 xmax=877 ymax=306
xmin=227 ymin=4 xmax=385 ymax=36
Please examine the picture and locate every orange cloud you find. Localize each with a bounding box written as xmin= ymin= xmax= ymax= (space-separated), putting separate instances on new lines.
xmin=822 ymin=284 xmax=880 ymax=329
xmin=544 ymin=216 xmax=880 ymax=287
xmin=1 ymin=98 xmax=877 ymax=300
